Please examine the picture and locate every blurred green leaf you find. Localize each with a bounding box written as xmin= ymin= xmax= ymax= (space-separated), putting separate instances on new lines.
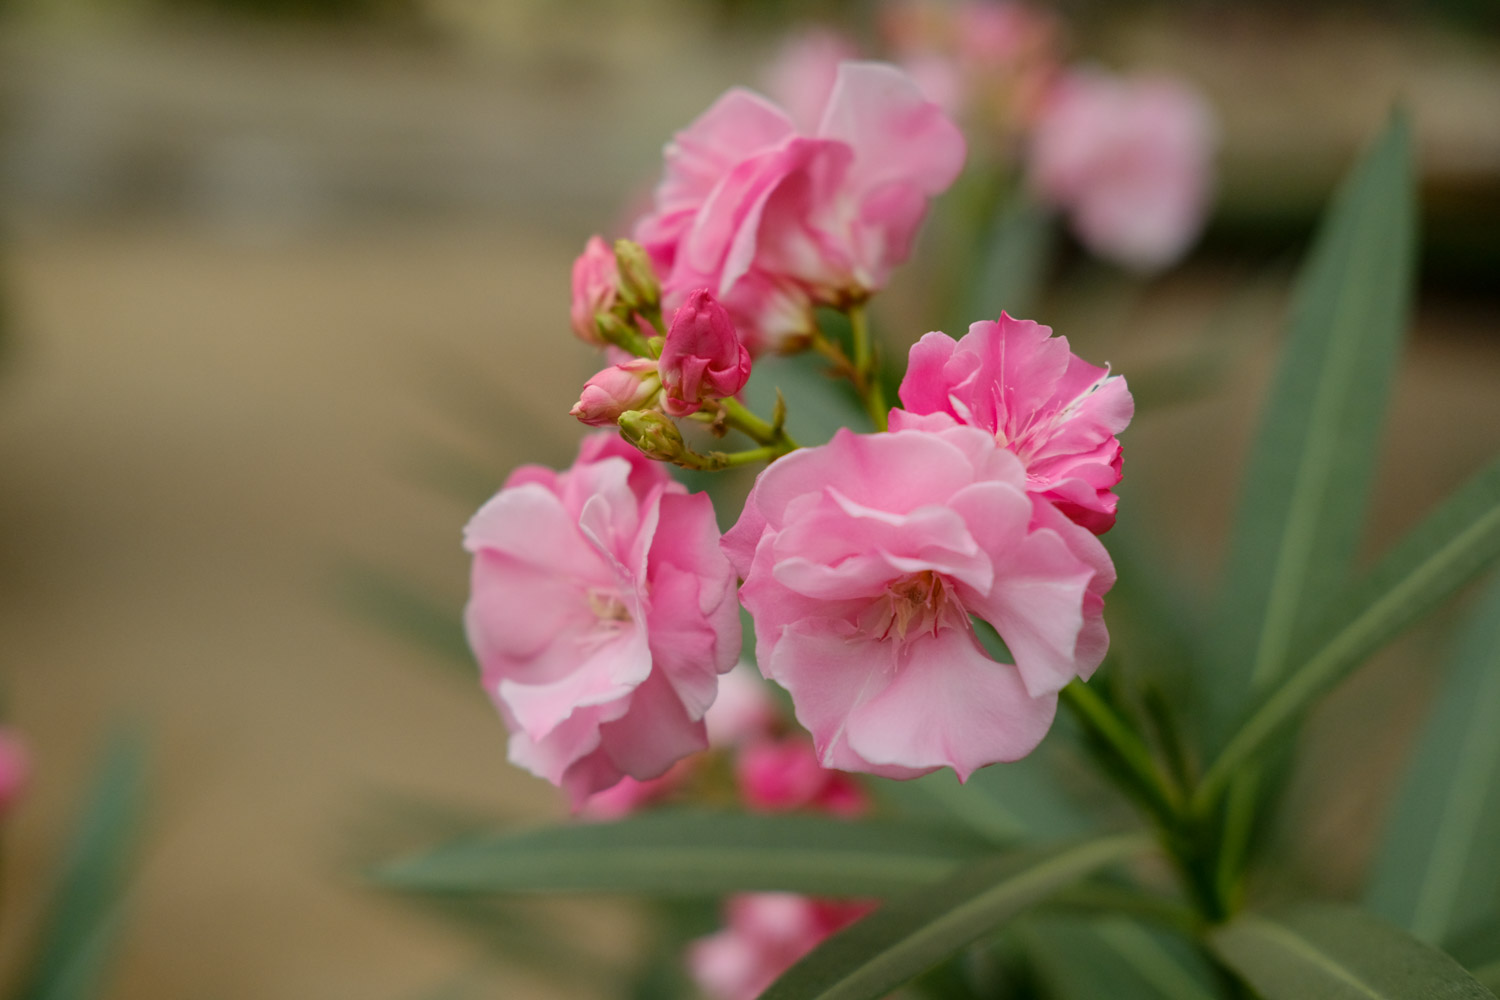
xmin=1366 ymin=570 xmax=1500 ymax=946
xmin=1198 ymin=452 xmax=1500 ymax=804
xmin=1209 ymin=903 xmax=1497 ymax=1000
xmin=1474 ymin=963 xmax=1500 ymax=995
xmin=374 ymin=812 xmax=997 ymax=898
xmin=744 ymin=348 xmax=867 ymax=447
xmin=964 ymin=193 xmax=1054 ymax=323
xmin=1210 ymin=112 xmax=1416 ymax=734
xmin=759 ymin=834 xmax=1151 ymax=1000
xmin=1026 ymin=915 xmax=1222 ymax=1000
xmin=10 ymin=733 xmax=147 ymax=1000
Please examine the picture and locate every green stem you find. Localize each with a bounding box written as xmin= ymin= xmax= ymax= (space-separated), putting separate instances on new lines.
xmin=847 ymin=301 xmax=889 ymax=431
xmin=1060 ymin=681 xmax=1182 ymax=830
xmin=719 ymin=397 xmax=786 ymax=447
xmin=696 ymin=444 xmax=787 ymax=470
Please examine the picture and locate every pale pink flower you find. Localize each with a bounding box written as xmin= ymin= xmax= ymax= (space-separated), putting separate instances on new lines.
xmin=1029 ymin=69 xmax=1217 ymax=272
xmin=738 ymin=736 xmax=868 ymax=817
xmin=705 ymin=663 xmax=780 ymax=748
xmin=689 ymin=894 xmax=872 ymax=1000
xmin=658 ymin=289 xmax=752 ymax=417
xmin=570 ymin=358 xmax=660 ymax=427
xmin=0 ymin=728 xmax=29 ymax=816
xmin=893 ymin=312 xmax=1133 ymax=533
xmin=464 ymin=433 xmax=740 ymax=805
xmin=723 ymin=424 xmax=1113 ymax=781
xmin=570 ymin=236 xmax=619 ymax=345
xmin=764 ymin=28 xmax=862 ymax=132
xmin=633 ymin=62 xmax=965 ymax=354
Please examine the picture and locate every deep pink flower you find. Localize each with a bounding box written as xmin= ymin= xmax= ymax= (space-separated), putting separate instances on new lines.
xmin=464 ymin=433 xmax=740 ymax=805
xmin=738 ymin=736 xmax=868 ymax=817
xmin=570 ymin=358 xmax=660 ymax=427
xmin=893 ymin=312 xmax=1133 ymax=533
xmin=1029 ymin=69 xmax=1216 ymax=271
xmin=658 ymin=289 xmax=752 ymax=416
xmin=0 ymin=728 xmax=29 ymax=817
xmin=689 ymin=894 xmax=873 ymax=1000
xmin=570 ymin=236 xmax=619 ymax=345
xmin=633 ymin=62 xmax=965 ymax=354
xmin=723 ymin=424 xmax=1112 ymax=781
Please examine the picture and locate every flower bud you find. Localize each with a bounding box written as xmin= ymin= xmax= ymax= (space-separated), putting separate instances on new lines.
xmin=570 ymin=359 xmax=660 ymax=427
xmin=570 ymin=236 xmax=620 ymax=345
xmin=613 ymin=239 xmax=660 ymax=313
xmin=618 ymin=409 xmax=687 ymax=464
xmin=659 ymin=289 xmax=752 ymax=416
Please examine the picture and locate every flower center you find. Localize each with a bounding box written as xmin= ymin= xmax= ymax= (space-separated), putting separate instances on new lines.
xmin=870 ymin=570 xmax=963 ymax=643
xmin=586 ymin=587 xmax=632 ymax=628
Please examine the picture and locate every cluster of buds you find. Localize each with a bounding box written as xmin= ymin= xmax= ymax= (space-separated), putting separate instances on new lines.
xmin=570 ymin=239 xmax=767 ymax=469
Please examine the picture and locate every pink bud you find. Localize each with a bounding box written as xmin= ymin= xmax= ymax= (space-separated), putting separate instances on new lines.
xmin=570 ymin=236 xmax=619 ymax=345
xmin=570 ymin=358 xmax=659 ymax=427
xmin=0 ymin=728 xmax=30 ymax=817
xmin=737 ymin=736 xmax=868 ymax=818
xmin=659 ymin=289 xmax=752 ymax=416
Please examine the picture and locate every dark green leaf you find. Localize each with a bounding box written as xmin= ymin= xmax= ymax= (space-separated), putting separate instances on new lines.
xmin=1199 ymin=453 xmax=1500 ymax=804
xmin=1210 ymin=903 xmax=1497 ymax=1000
xmin=759 ymin=834 xmax=1150 ymax=1000
xmin=1211 ymin=112 xmax=1416 ymax=733
xmin=374 ymin=812 xmax=996 ymax=898
xmin=11 ymin=732 xmax=148 ymax=1000
xmin=1367 ymin=571 xmax=1500 ymax=946
xmin=1472 ymin=963 xmax=1500 ymax=995
xmin=1026 ymin=915 xmax=1223 ymax=1000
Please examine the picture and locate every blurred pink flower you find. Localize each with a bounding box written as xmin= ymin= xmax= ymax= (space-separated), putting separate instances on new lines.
xmin=0 ymin=728 xmax=29 ymax=816
xmin=738 ymin=736 xmax=868 ymax=817
xmin=577 ymin=759 xmax=695 ymax=820
xmin=723 ymin=424 xmax=1112 ymax=781
xmin=464 ymin=433 xmax=740 ymax=806
xmin=1029 ymin=69 xmax=1217 ymax=271
xmin=569 ymin=235 xmax=619 ymax=345
xmin=763 ymin=28 xmax=862 ymax=132
xmin=570 ymin=358 xmax=660 ymax=427
xmin=689 ymin=893 xmax=873 ymax=1000
xmin=658 ymin=289 xmax=752 ymax=417
xmin=633 ymin=62 xmax=965 ymax=353
xmin=893 ymin=312 xmax=1133 ymax=533
xmin=705 ymin=663 xmax=780 ymax=748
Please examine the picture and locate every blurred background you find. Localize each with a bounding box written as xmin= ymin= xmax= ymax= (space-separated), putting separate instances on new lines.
xmin=0 ymin=0 xmax=1497 ymax=997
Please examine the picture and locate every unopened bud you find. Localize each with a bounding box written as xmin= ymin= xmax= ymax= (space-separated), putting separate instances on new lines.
xmin=659 ymin=288 xmax=752 ymax=416
xmin=618 ymin=410 xmax=686 ymax=463
xmin=570 ymin=359 xmax=660 ymax=427
xmin=613 ymin=239 xmax=660 ymax=312
xmin=570 ymin=236 xmax=620 ymax=346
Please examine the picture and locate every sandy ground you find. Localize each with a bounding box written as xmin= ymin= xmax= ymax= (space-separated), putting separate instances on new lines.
xmin=0 ymin=11 xmax=1497 ymax=1000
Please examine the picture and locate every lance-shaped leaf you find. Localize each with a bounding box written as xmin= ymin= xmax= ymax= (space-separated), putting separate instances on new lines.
xmin=1026 ymin=915 xmax=1223 ymax=1000
xmin=1210 ymin=113 xmax=1416 ymax=734
xmin=1198 ymin=452 xmax=1500 ymax=804
xmin=964 ymin=192 xmax=1054 ymax=323
xmin=1209 ymin=903 xmax=1498 ymax=1000
xmin=11 ymin=732 xmax=148 ymax=1000
xmin=1366 ymin=570 xmax=1500 ymax=945
xmin=759 ymin=834 xmax=1150 ymax=1000
xmin=373 ymin=812 xmax=995 ymax=898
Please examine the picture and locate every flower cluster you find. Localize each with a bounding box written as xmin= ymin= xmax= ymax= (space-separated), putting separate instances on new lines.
xmin=465 ymin=54 xmax=1132 ymax=816
xmin=766 ymin=1 xmax=1218 ymax=272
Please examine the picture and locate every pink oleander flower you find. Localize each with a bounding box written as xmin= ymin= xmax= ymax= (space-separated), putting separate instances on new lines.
xmin=0 ymin=728 xmax=29 ymax=817
xmin=570 ymin=236 xmax=619 ymax=345
xmin=738 ymin=736 xmax=868 ymax=817
xmin=764 ymin=28 xmax=863 ymax=132
xmin=658 ymin=289 xmax=752 ymax=417
xmin=633 ymin=61 xmax=966 ymax=354
xmin=893 ymin=312 xmax=1133 ymax=534
xmin=1029 ymin=69 xmax=1217 ymax=272
xmin=723 ymin=424 xmax=1113 ymax=781
xmin=578 ymin=758 xmax=695 ymax=820
xmin=571 ymin=358 xmax=661 ymax=427
xmin=689 ymin=893 xmax=873 ymax=1000
xmin=464 ymin=432 xmax=741 ymax=805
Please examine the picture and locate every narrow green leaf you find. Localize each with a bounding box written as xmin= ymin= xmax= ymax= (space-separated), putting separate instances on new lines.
xmin=964 ymin=193 xmax=1054 ymax=322
xmin=1211 ymin=113 xmax=1416 ymax=731
xmin=1199 ymin=453 xmax=1500 ymax=804
xmin=759 ymin=834 xmax=1150 ymax=1000
xmin=12 ymin=732 xmax=148 ymax=1000
xmin=1473 ymin=962 xmax=1500 ymax=995
xmin=374 ymin=812 xmax=996 ymax=898
xmin=1026 ymin=916 xmax=1223 ymax=1000
xmin=1209 ymin=903 xmax=1497 ymax=1000
xmin=1367 ymin=570 xmax=1500 ymax=945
